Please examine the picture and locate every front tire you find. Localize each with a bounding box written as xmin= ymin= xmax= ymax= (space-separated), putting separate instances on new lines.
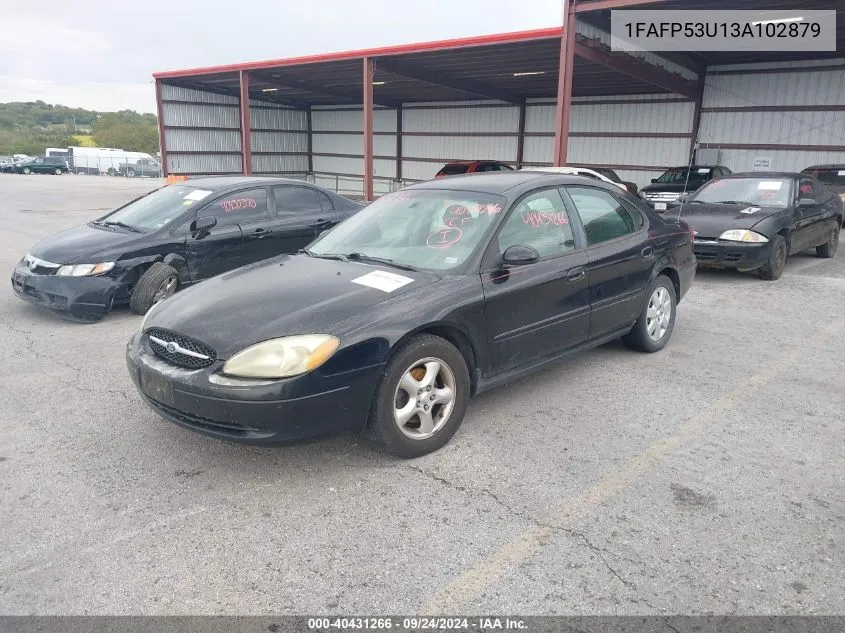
xmin=126 ymin=168 xmax=136 ymax=178
xmin=366 ymin=334 xmax=470 ymax=458
xmin=816 ymin=222 xmax=839 ymax=258
xmin=759 ymin=234 xmax=787 ymax=280
xmin=129 ymin=263 xmax=179 ymax=315
xmin=22 ymin=167 xmax=31 ymax=174
xmin=54 ymin=168 xmax=62 ymax=175
xmin=622 ymin=274 xmax=677 ymax=353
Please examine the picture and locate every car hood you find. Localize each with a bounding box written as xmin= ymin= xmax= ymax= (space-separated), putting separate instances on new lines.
xmin=678 ymin=202 xmax=784 ymax=238
xmin=147 ymin=254 xmax=441 ymax=358
xmin=641 ymin=182 xmax=708 ymax=194
xmin=29 ymin=223 xmax=143 ymax=264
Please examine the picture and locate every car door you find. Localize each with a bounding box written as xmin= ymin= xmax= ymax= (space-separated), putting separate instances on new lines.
xmin=208 ymin=187 xmax=275 ymax=265
xmin=183 ymin=194 xmax=247 ymax=282
xmin=792 ymin=177 xmax=826 ymax=252
xmin=268 ymin=185 xmax=336 ymax=254
xmin=481 ymin=187 xmax=590 ymax=375
xmin=561 ymin=185 xmax=653 ymax=339
xmin=30 ymin=158 xmax=47 ymax=173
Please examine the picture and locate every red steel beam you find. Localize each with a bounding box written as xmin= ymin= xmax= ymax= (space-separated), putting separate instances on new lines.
xmin=239 ymin=70 xmax=252 ymax=175
xmin=553 ymin=0 xmax=577 ymax=166
xmin=363 ymin=57 xmax=374 ymax=201
xmin=574 ymin=0 xmax=669 ymax=11
xmin=154 ymin=79 xmax=169 ymax=178
xmin=574 ymin=38 xmax=699 ymax=99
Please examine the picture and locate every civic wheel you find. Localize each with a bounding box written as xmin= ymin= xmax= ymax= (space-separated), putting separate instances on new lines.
xmin=129 ymin=262 xmax=179 ymax=315
xmin=394 ymin=357 xmax=456 ymax=440
xmin=622 ymin=274 xmax=677 ymax=353
xmin=816 ymin=223 xmax=840 ymax=258
xmin=759 ymin=234 xmax=787 ymax=280
xmin=54 ymin=168 xmax=62 ymax=175
xmin=367 ymin=334 xmax=470 ymax=458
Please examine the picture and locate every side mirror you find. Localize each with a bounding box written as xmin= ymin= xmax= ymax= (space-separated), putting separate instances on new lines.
xmin=651 ymin=178 xmax=659 ymax=184
xmin=677 ymin=192 xmax=690 ymax=203
xmin=797 ymin=198 xmax=815 ymax=208
xmin=193 ymin=216 xmax=217 ymax=232
xmin=502 ymin=244 xmax=540 ymax=266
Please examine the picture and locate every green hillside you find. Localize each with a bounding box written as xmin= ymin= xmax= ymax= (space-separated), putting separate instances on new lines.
xmin=0 ymin=101 xmax=158 ymax=156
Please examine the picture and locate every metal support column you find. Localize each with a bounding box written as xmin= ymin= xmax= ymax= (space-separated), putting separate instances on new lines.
xmin=363 ymin=57 xmax=375 ymax=201
xmin=396 ymin=104 xmax=403 ymax=184
xmin=553 ymin=0 xmax=576 ymax=166
xmin=306 ymin=106 xmax=314 ymax=176
xmin=516 ymin=98 xmax=527 ymax=169
xmin=154 ymin=79 xmax=169 ymax=178
xmin=239 ymin=70 xmax=252 ymax=175
xmin=688 ymin=70 xmax=707 ymax=163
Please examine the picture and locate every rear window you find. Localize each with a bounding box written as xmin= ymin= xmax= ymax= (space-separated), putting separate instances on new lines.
xmin=802 ymin=168 xmax=845 ymax=188
xmin=437 ymin=164 xmax=470 ymax=176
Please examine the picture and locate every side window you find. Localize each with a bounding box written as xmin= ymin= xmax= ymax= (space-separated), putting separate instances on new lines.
xmin=798 ymin=179 xmax=816 ymax=202
xmin=617 ymin=196 xmax=646 ymax=230
xmin=566 ymin=186 xmax=637 ymax=245
xmin=317 ymin=191 xmax=334 ymax=212
xmin=497 ymin=189 xmax=576 ymax=259
xmin=274 ymin=186 xmax=323 ymax=216
xmin=499 ymin=163 xmax=514 ymax=171
xmin=202 ymin=188 xmax=268 ymax=228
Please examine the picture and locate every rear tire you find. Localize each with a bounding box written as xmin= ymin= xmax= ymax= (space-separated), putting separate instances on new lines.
xmin=129 ymin=263 xmax=179 ymax=315
xmin=816 ymin=223 xmax=839 ymax=258
xmin=22 ymin=167 xmax=31 ymax=174
xmin=365 ymin=334 xmax=470 ymax=458
xmin=622 ymin=274 xmax=677 ymax=353
xmin=759 ymin=234 xmax=787 ymax=280
xmin=54 ymin=168 xmax=62 ymax=175
xmin=126 ymin=168 xmax=136 ymax=178
xmin=107 ymin=168 xmax=116 ymax=176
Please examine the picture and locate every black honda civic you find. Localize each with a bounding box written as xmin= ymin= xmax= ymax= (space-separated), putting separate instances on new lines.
xmin=127 ymin=171 xmax=696 ymax=458
xmin=672 ymin=173 xmax=843 ymax=280
xmin=11 ymin=177 xmax=362 ymax=321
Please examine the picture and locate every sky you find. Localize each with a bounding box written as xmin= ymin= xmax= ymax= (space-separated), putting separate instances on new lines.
xmin=0 ymin=0 xmax=562 ymax=114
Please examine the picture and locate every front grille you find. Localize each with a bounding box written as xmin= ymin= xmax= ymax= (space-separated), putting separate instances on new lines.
xmin=148 ymin=399 xmax=254 ymax=436
xmin=23 ymin=255 xmax=60 ymax=276
xmin=645 ymin=192 xmax=680 ymax=202
xmin=146 ymin=327 xmax=216 ymax=369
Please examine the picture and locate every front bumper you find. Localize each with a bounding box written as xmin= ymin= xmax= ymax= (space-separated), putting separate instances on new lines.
xmin=126 ymin=330 xmax=384 ymax=445
xmin=11 ymin=263 xmax=120 ymax=321
xmin=692 ymin=239 xmax=771 ymax=270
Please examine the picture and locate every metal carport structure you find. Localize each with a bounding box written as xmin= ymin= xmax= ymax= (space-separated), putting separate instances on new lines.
xmin=152 ymin=0 xmax=844 ymax=200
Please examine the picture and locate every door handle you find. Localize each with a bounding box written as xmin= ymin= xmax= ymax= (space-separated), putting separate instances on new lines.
xmin=641 ymin=245 xmax=654 ymax=259
xmin=566 ymin=267 xmax=585 ymax=282
xmin=314 ymin=219 xmax=333 ymax=230
xmin=251 ymin=228 xmax=271 ymax=239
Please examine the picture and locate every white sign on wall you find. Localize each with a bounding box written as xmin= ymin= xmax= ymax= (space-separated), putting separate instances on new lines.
xmin=752 ymin=156 xmax=773 ymax=171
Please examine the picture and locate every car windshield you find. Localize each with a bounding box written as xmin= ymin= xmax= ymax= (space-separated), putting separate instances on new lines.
xmin=438 ymin=164 xmax=470 ymax=176
xmin=691 ymin=177 xmax=793 ymax=208
xmin=308 ymin=189 xmax=506 ymax=271
xmin=656 ymin=167 xmax=712 ymax=185
xmin=97 ymin=185 xmax=215 ymax=232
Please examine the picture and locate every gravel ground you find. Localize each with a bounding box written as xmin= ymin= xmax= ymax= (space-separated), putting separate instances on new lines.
xmin=0 ymin=174 xmax=842 ymax=615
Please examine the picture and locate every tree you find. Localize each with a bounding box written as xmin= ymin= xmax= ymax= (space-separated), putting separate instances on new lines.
xmin=93 ymin=122 xmax=159 ymax=154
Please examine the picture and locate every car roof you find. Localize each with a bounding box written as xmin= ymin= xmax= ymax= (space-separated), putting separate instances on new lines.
xmin=403 ymin=171 xmax=608 ymax=194
xmin=665 ymin=165 xmax=719 ymax=170
xmin=178 ymin=176 xmax=325 ymax=191
xmin=723 ymin=172 xmax=803 ymax=178
xmin=803 ymin=164 xmax=845 ymax=169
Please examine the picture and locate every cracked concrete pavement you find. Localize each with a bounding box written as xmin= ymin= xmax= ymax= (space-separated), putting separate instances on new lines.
xmin=1 ymin=174 xmax=843 ymax=615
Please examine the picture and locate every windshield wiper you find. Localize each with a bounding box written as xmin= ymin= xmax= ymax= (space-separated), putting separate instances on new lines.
xmin=300 ymin=248 xmax=348 ymax=261
xmin=97 ymin=220 xmax=141 ymax=233
xmin=344 ymin=252 xmax=419 ymax=272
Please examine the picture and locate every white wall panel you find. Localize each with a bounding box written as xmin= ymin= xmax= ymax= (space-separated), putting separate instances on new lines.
xmin=312 ymin=108 xmax=396 ymax=133
xmin=312 ymin=155 xmax=396 ymax=179
xmin=400 ymin=160 xmax=443 ymax=183
xmin=166 ymin=154 xmax=241 ymax=174
xmin=698 ymin=149 xmax=845 ymax=175
xmin=402 ymin=136 xmax=517 ymax=162
xmin=162 ymin=103 xmax=239 ymax=128
xmin=312 ymin=133 xmax=396 ymax=157
xmin=165 ymin=128 xmax=241 ymax=152
xmin=704 ymin=67 xmax=845 ymax=108
xmin=525 ymin=105 xmax=554 ymax=133
xmin=571 ymin=101 xmax=694 ymax=133
xmin=252 ymin=154 xmax=308 ymax=174
xmin=699 ymin=111 xmax=845 ymax=147
xmin=250 ymin=107 xmax=307 ymax=130
xmin=161 ymin=84 xmax=238 ymax=104
xmin=250 ymin=131 xmax=307 ymax=153
xmin=403 ymin=106 xmax=519 ymax=134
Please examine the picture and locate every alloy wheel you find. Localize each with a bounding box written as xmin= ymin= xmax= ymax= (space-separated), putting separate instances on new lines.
xmin=152 ymin=275 xmax=178 ymax=303
xmin=393 ymin=357 xmax=456 ymax=439
xmin=646 ymin=287 xmax=672 ymax=342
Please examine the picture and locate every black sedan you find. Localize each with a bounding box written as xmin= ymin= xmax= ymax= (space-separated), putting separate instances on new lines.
xmin=11 ymin=177 xmax=362 ymax=321
xmin=127 ymin=172 xmax=696 ymax=458
xmin=674 ymin=173 xmax=843 ymax=280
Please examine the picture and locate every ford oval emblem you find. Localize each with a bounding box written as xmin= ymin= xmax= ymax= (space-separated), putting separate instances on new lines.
xmin=166 ymin=342 xmax=177 ymax=354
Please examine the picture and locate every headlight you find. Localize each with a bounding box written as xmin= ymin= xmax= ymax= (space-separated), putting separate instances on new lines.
xmin=719 ymin=229 xmax=769 ymax=243
xmin=222 ymin=335 xmax=340 ymax=379
xmin=56 ymin=262 xmax=115 ymax=276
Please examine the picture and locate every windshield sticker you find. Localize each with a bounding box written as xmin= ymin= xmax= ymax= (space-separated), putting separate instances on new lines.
xmin=183 ymin=189 xmax=212 ymax=201
xmin=351 ymin=270 xmax=414 ymax=293
xmin=740 ymin=207 xmax=761 ymax=214
xmin=757 ymin=181 xmax=782 ymax=190
xmin=444 ymin=256 xmax=458 ymax=265
xmin=182 ymin=200 xmax=194 ymax=206
xmin=697 ymin=168 xmax=711 ymax=174
xmin=522 ymin=211 xmax=569 ymax=228
xmin=427 ymin=227 xmax=463 ymax=249
xmin=220 ymin=198 xmax=258 ymax=212
xmin=838 ymin=170 xmax=845 ymax=176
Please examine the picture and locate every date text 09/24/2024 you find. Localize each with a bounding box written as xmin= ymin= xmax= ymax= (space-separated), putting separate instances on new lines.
xmin=307 ymin=617 xmax=527 ymax=630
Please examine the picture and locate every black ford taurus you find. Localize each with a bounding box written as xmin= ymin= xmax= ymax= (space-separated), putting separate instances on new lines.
xmin=674 ymin=173 xmax=843 ymax=280
xmin=11 ymin=177 xmax=362 ymax=321
xmin=127 ymin=171 xmax=696 ymax=458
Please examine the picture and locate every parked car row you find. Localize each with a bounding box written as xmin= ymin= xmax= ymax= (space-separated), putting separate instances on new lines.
xmin=9 ymin=162 xmax=843 ymax=457
xmin=1 ymin=156 xmax=70 ymax=175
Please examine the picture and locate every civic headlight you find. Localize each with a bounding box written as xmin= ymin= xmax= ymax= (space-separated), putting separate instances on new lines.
xmin=719 ymin=229 xmax=769 ymax=243
xmin=222 ymin=335 xmax=340 ymax=379
xmin=56 ymin=262 xmax=115 ymax=276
